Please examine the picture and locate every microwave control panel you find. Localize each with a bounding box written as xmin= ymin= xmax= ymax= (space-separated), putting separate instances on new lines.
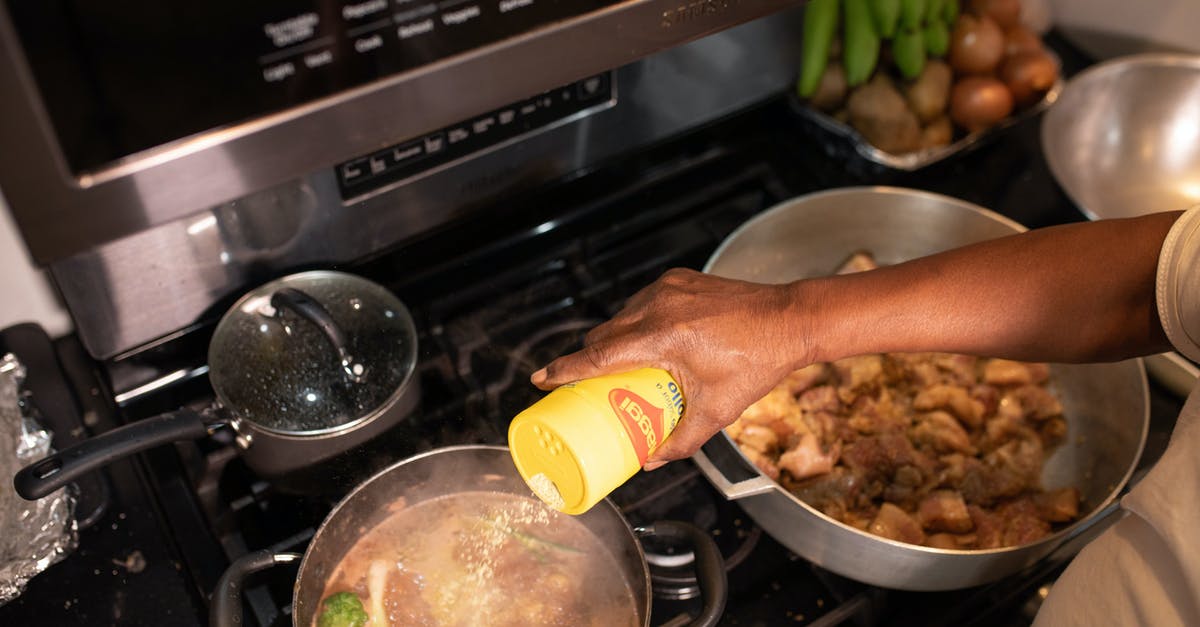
xmin=336 ymin=72 xmax=614 ymax=199
xmin=5 ymin=0 xmax=622 ymax=173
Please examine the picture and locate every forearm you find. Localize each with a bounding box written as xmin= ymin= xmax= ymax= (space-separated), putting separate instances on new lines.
xmin=797 ymin=211 xmax=1182 ymax=365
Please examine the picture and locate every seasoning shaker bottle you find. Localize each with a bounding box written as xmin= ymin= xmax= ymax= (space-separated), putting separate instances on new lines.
xmin=508 ymin=368 xmax=685 ymax=515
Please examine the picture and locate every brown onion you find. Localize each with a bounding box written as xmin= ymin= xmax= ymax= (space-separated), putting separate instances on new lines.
xmin=950 ymin=76 xmax=1014 ymax=132
xmin=1004 ymin=25 xmax=1044 ymax=57
xmin=971 ymin=0 xmax=1022 ymax=29
xmin=1001 ymin=51 xmax=1059 ymax=107
xmin=949 ymin=15 xmax=1006 ymax=75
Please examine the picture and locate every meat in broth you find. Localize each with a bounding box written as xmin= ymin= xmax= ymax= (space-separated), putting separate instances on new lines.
xmin=318 ymin=491 xmax=638 ymax=627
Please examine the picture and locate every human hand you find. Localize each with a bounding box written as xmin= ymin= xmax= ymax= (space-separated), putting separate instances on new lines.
xmin=531 ymin=268 xmax=809 ymax=469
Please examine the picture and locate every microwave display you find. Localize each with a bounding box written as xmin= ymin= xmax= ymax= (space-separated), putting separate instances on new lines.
xmin=5 ymin=0 xmax=618 ymax=174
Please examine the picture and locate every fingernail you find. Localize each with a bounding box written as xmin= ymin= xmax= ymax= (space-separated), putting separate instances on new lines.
xmin=643 ymin=460 xmax=666 ymax=472
xmin=531 ymin=368 xmax=547 ymax=385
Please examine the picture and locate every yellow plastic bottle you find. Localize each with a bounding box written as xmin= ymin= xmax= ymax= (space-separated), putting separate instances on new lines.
xmin=508 ymin=368 xmax=685 ymax=515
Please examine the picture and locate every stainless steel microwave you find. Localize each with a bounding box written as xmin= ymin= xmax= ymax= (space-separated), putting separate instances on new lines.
xmin=0 ymin=0 xmax=799 ymax=264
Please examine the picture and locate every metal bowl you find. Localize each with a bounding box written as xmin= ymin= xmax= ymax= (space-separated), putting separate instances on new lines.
xmin=1042 ymin=54 xmax=1200 ymax=219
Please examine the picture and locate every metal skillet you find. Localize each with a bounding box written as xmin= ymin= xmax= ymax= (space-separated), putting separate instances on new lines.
xmin=691 ymin=187 xmax=1149 ymax=591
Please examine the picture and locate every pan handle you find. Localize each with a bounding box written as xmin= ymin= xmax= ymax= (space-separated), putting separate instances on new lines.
xmin=691 ymin=438 xmax=777 ymax=500
xmin=636 ymin=521 xmax=727 ymax=627
xmin=210 ymin=550 xmax=302 ymax=627
xmin=13 ymin=408 xmax=215 ymax=500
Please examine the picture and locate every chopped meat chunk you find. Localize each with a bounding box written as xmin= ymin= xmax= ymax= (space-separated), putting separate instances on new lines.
xmin=913 ymin=384 xmax=985 ymax=428
xmin=968 ymin=505 xmax=1005 ymax=549
xmin=778 ymin=434 xmax=839 ymax=481
xmin=832 ymin=355 xmax=885 ymax=401
xmin=984 ymin=359 xmax=1050 ymax=386
xmin=735 ymin=423 xmax=779 ymax=454
xmin=925 ymin=533 xmax=977 ymax=550
xmin=1007 ymin=385 xmax=1064 ymax=421
xmin=869 ymin=503 xmax=926 ymax=545
xmin=998 ymin=498 xmax=1053 ymax=546
xmin=1038 ymin=417 xmax=1068 ymax=448
xmin=836 ymin=250 xmax=880 ymax=274
xmin=910 ymin=411 xmax=975 ymax=455
xmin=918 ymin=490 xmax=973 ymax=533
xmin=1033 ymin=487 xmax=1081 ymax=523
xmin=797 ymin=385 xmax=841 ymax=415
xmin=783 ymin=363 xmax=828 ymax=395
xmin=738 ymin=445 xmax=781 ymax=481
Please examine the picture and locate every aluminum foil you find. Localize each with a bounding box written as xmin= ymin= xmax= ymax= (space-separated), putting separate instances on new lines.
xmin=0 ymin=353 xmax=77 ymax=605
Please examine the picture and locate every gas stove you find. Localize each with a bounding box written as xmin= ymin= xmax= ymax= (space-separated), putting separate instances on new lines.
xmin=0 ymin=29 xmax=1186 ymax=627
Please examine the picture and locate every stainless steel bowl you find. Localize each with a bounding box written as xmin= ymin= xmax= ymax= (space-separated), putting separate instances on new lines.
xmin=1041 ymin=54 xmax=1200 ymax=220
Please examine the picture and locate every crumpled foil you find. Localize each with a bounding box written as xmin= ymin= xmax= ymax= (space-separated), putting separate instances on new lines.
xmin=0 ymin=353 xmax=77 ymax=605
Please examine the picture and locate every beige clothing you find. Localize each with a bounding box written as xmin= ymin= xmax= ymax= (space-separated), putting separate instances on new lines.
xmin=1035 ymin=206 xmax=1200 ymax=626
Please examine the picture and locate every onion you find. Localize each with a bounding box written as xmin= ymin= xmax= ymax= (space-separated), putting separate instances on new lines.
xmin=950 ymin=76 xmax=1014 ymax=132
xmin=1001 ymin=51 xmax=1059 ymax=107
xmin=949 ymin=15 xmax=1005 ymax=75
xmin=1004 ymin=25 xmax=1043 ymax=57
xmin=971 ymin=0 xmax=1022 ymax=29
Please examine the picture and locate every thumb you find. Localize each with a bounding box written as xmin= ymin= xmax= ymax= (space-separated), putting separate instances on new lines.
xmin=531 ymin=341 xmax=644 ymax=390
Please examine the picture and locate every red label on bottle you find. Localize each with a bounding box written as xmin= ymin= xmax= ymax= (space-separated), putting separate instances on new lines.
xmin=608 ymin=388 xmax=664 ymax=464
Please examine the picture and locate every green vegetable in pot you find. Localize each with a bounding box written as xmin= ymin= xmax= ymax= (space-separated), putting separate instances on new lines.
xmin=942 ymin=0 xmax=959 ymax=24
xmin=893 ymin=28 xmax=926 ymax=79
xmin=798 ymin=0 xmax=840 ymax=97
xmin=899 ymin=0 xmax=926 ymax=29
xmin=924 ymin=19 xmax=950 ymax=56
xmin=844 ymin=0 xmax=881 ymax=86
xmin=317 ymin=592 xmax=368 ymax=627
xmin=868 ymin=0 xmax=901 ymax=38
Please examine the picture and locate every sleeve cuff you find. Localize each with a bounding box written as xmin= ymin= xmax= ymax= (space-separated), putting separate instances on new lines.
xmin=1157 ymin=205 xmax=1200 ymax=364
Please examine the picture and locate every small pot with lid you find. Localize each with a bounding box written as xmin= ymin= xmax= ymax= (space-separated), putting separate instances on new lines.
xmin=14 ymin=271 xmax=420 ymax=499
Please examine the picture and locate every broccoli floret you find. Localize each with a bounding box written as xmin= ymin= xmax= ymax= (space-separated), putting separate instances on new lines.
xmin=317 ymin=591 xmax=368 ymax=627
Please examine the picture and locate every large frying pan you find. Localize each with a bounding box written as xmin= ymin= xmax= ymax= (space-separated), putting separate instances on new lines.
xmin=691 ymin=187 xmax=1149 ymax=591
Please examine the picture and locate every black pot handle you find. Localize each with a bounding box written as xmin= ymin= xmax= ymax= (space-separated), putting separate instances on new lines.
xmin=636 ymin=520 xmax=728 ymax=627
xmin=13 ymin=408 xmax=214 ymax=500
xmin=270 ymin=287 xmax=366 ymax=383
xmin=210 ymin=550 xmax=302 ymax=627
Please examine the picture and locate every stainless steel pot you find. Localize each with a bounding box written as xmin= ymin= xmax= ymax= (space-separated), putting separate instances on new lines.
xmin=691 ymin=187 xmax=1150 ymax=591
xmin=210 ymin=445 xmax=727 ymax=627
xmin=14 ymin=271 xmax=420 ymax=499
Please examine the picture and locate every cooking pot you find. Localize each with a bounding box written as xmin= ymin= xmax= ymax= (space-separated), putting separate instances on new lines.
xmin=691 ymin=187 xmax=1149 ymax=591
xmin=210 ymin=445 xmax=727 ymax=627
xmin=14 ymin=270 xmax=420 ymax=500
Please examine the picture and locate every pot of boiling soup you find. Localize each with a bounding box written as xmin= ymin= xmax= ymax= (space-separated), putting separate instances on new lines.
xmin=210 ymin=445 xmax=727 ymax=627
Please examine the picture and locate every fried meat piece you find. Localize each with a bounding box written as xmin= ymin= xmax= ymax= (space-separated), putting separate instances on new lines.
xmin=910 ymin=411 xmax=975 ymax=455
xmin=997 ymin=498 xmax=1053 ymax=546
xmin=738 ymin=445 xmax=781 ymax=481
xmin=918 ymin=490 xmax=974 ymax=533
xmin=983 ymin=359 xmax=1050 ymax=386
xmin=869 ymin=503 xmax=926 ymax=545
xmin=778 ymin=433 xmax=840 ymax=481
xmin=1033 ymin=487 xmax=1081 ymax=523
xmin=913 ymin=384 xmax=985 ymax=428
xmin=783 ymin=363 xmax=829 ymax=395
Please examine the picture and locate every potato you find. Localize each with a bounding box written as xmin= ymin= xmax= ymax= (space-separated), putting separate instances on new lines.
xmin=921 ymin=115 xmax=954 ymax=148
xmin=904 ymin=60 xmax=953 ymax=123
xmin=811 ymin=62 xmax=849 ymax=112
xmin=847 ymin=73 xmax=922 ymax=154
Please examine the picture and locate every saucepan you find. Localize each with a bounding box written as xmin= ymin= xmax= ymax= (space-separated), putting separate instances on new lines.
xmin=210 ymin=445 xmax=727 ymax=627
xmin=691 ymin=187 xmax=1149 ymax=591
xmin=14 ymin=270 xmax=420 ymax=500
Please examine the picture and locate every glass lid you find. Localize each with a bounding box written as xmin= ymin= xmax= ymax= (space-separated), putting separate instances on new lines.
xmin=208 ymin=271 xmax=418 ymax=435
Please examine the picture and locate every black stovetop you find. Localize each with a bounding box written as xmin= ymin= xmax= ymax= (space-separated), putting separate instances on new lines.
xmin=1 ymin=32 xmax=1184 ymax=627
